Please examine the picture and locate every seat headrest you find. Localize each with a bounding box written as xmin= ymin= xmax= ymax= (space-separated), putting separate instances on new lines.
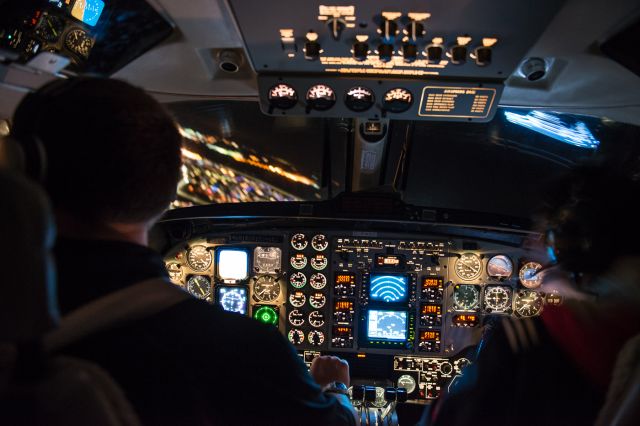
xmin=0 ymin=170 xmax=58 ymax=341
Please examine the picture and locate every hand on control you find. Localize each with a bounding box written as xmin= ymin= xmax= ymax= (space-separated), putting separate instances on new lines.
xmin=310 ymin=355 xmax=350 ymax=388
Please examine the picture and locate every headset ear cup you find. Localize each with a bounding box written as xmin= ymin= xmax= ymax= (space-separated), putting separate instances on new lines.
xmin=0 ymin=135 xmax=27 ymax=174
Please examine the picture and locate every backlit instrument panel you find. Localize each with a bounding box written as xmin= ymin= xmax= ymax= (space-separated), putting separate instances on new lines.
xmin=162 ymin=228 xmax=557 ymax=403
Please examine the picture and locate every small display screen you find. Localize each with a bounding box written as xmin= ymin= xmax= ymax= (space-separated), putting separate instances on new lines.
xmin=452 ymin=314 xmax=479 ymax=327
xmin=333 ymin=326 xmax=352 ymax=337
xmin=335 ymin=273 xmax=356 ymax=284
xmin=421 ymin=304 xmax=442 ymax=315
xmin=369 ymin=274 xmax=408 ymax=303
xmin=218 ymin=249 xmax=249 ymax=280
xmin=367 ymin=310 xmax=408 ymax=342
xmin=335 ymin=300 xmax=354 ymax=311
xmin=375 ymin=254 xmax=404 ymax=268
xmin=71 ymin=0 xmax=105 ymax=27
xmin=422 ymin=277 xmax=444 ymax=288
xmin=216 ymin=286 xmax=248 ymax=315
xmin=420 ymin=330 xmax=441 ymax=341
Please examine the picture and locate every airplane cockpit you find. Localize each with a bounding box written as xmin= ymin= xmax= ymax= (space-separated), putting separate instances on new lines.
xmin=1 ymin=1 xmax=639 ymax=425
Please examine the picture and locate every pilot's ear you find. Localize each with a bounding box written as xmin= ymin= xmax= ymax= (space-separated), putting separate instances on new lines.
xmin=0 ymin=135 xmax=26 ymax=174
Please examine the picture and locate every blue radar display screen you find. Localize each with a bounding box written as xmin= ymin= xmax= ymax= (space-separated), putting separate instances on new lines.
xmin=367 ymin=310 xmax=408 ymax=341
xmin=218 ymin=249 xmax=249 ymax=280
xmin=71 ymin=0 xmax=105 ymax=27
xmin=369 ymin=274 xmax=408 ymax=302
xmin=217 ymin=286 xmax=248 ymax=315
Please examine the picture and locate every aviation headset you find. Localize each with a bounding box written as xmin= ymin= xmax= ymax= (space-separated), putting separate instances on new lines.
xmin=543 ymin=166 xmax=640 ymax=278
xmin=1 ymin=77 xmax=89 ymax=182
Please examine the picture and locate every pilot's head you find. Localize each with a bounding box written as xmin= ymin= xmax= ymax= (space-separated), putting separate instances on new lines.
xmin=9 ymin=77 xmax=182 ymax=226
xmin=540 ymin=163 xmax=640 ymax=303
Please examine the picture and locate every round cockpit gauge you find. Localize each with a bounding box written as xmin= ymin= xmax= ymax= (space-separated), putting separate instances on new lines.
xmin=311 ymin=234 xmax=329 ymax=251
xmin=309 ymin=273 xmax=327 ymax=290
xmin=306 ymin=84 xmax=336 ymax=111
xmin=288 ymin=329 xmax=305 ymax=345
xmin=487 ymin=255 xmax=513 ymax=278
xmin=289 ymin=290 xmax=306 ymax=307
xmin=345 ymin=86 xmax=375 ymax=112
xmin=308 ymin=311 xmax=325 ymax=328
xmin=268 ymin=84 xmax=298 ymax=110
xmin=290 ymin=233 xmax=308 ymax=250
xmin=309 ymin=292 xmax=326 ymax=309
xmin=382 ymin=88 xmax=413 ymax=113
xmin=288 ymin=309 xmax=305 ymax=327
xmin=519 ymin=261 xmax=543 ymax=289
xmin=253 ymin=305 xmax=278 ymax=325
xmin=290 ymin=253 xmax=308 ymax=270
xmin=514 ymin=289 xmax=544 ymax=317
xmin=289 ymin=272 xmax=307 ymax=289
xmin=253 ymin=275 xmax=280 ymax=302
xmin=454 ymin=253 xmax=482 ymax=280
xmin=453 ymin=284 xmax=480 ymax=310
xmin=187 ymin=245 xmax=212 ymax=271
xmin=308 ymin=330 xmax=325 ymax=346
xmin=64 ymin=28 xmax=93 ymax=58
xmin=440 ymin=362 xmax=454 ymax=375
xmin=483 ymin=286 xmax=512 ymax=312
xmin=397 ymin=375 xmax=417 ymax=394
xmin=253 ymin=247 xmax=281 ymax=274
xmin=310 ymin=254 xmax=328 ymax=271
xmin=165 ymin=262 xmax=183 ymax=282
xmin=186 ymin=275 xmax=211 ymax=300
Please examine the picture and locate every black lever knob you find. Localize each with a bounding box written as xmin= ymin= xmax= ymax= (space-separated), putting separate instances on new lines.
xmin=304 ymin=41 xmax=321 ymax=60
xmin=378 ymin=43 xmax=394 ymax=62
xmin=351 ymin=384 xmax=365 ymax=400
xmin=396 ymin=387 xmax=408 ymax=402
xmin=474 ymin=46 xmax=492 ymax=66
xmin=384 ymin=387 xmax=397 ymax=401
xmin=402 ymin=43 xmax=418 ymax=63
xmin=426 ymin=45 xmax=443 ymax=63
xmin=450 ymin=45 xmax=467 ymax=64
xmin=353 ymin=41 xmax=369 ymax=61
xmin=364 ymin=386 xmax=377 ymax=402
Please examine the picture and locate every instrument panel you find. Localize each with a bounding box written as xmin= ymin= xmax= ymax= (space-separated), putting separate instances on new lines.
xmin=162 ymin=228 xmax=558 ymax=403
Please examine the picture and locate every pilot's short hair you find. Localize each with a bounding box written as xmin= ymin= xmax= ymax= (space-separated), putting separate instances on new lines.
xmin=11 ymin=77 xmax=182 ymax=224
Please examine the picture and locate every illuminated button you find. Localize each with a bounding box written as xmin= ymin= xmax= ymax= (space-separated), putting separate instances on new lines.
xmin=352 ymin=41 xmax=369 ymax=61
xmin=426 ymin=45 xmax=443 ymax=63
xmin=304 ymin=40 xmax=321 ymax=60
xmin=450 ymin=45 xmax=467 ymax=64
xmin=378 ymin=43 xmax=394 ymax=62
xmin=402 ymin=43 xmax=418 ymax=63
xmin=474 ymin=46 xmax=492 ymax=66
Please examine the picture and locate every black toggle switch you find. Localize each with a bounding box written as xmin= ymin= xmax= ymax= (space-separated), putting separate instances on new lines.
xmin=396 ymin=387 xmax=408 ymax=402
xmin=384 ymin=387 xmax=397 ymax=401
xmin=402 ymin=43 xmax=418 ymax=63
xmin=380 ymin=19 xmax=398 ymax=41
xmin=426 ymin=45 xmax=443 ymax=63
xmin=364 ymin=386 xmax=377 ymax=402
xmin=450 ymin=45 xmax=467 ymax=64
xmin=353 ymin=41 xmax=369 ymax=61
xmin=378 ymin=43 xmax=394 ymax=62
xmin=406 ymin=21 xmax=425 ymax=41
xmin=351 ymin=385 xmax=365 ymax=400
xmin=304 ymin=41 xmax=321 ymax=60
xmin=474 ymin=46 xmax=492 ymax=66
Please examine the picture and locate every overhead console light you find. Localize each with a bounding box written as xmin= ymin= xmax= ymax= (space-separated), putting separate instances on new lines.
xmin=504 ymin=110 xmax=601 ymax=149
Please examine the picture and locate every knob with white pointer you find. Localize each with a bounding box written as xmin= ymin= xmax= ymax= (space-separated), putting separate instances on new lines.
xmin=304 ymin=31 xmax=321 ymax=61
xmin=327 ymin=17 xmax=346 ymax=40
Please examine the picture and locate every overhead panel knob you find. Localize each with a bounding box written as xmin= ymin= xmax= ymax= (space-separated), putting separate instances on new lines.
xmin=474 ymin=46 xmax=492 ymax=66
xmin=426 ymin=45 xmax=443 ymax=63
xmin=402 ymin=43 xmax=418 ymax=63
xmin=352 ymin=41 xmax=369 ymax=61
xmin=327 ymin=17 xmax=346 ymax=40
xmin=378 ymin=43 xmax=394 ymax=62
xmin=406 ymin=21 xmax=425 ymax=41
xmin=450 ymin=45 xmax=467 ymax=64
xmin=379 ymin=19 xmax=398 ymax=42
xmin=304 ymin=41 xmax=321 ymax=60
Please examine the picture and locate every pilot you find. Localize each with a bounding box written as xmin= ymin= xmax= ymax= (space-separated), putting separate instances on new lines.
xmin=6 ymin=77 xmax=359 ymax=425
xmin=424 ymin=164 xmax=640 ymax=426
